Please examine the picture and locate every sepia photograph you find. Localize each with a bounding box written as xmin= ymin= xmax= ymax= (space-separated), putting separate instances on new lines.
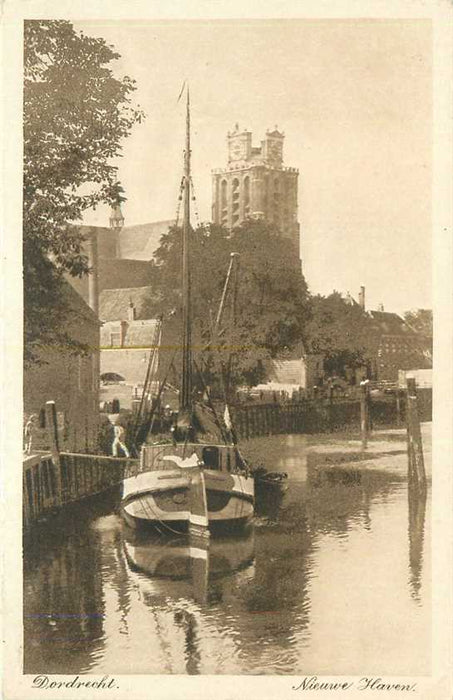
xmin=2 ymin=3 xmax=453 ymax=699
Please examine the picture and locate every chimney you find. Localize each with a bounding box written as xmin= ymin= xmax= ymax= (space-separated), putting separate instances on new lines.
xmin=127 ymin=300 xmax=136 ymax=321
xmin=358 ymin=285 xmax=365 ymax=310
xmin=378 ymin=303 xmax=384 ymax=312
xmin=120 ymin=320 xmax=128 ymax=347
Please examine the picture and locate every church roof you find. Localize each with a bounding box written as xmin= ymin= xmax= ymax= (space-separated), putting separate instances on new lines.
xmin=118 ymin=220 xmax=174 ymax=260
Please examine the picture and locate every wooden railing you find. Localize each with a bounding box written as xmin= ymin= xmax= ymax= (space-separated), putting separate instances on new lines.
xmin=23 ymin=451 xmax=139 ymax=528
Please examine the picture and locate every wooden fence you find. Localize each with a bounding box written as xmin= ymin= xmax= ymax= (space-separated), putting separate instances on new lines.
xmin=23 ymin=451 xmax=139 ymax=528
xmin=231 ymin=391 xmax=432 ymax=440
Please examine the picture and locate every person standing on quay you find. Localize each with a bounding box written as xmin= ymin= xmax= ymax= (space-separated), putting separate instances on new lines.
xmin=112 ymin=422 xmax=130 ymax=458
xmin=24 ymin=414 xmax=37 ymax=454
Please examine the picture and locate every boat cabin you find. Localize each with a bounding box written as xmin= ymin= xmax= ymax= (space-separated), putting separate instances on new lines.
xmin=140 ymin=442 xmax=246 ymax=475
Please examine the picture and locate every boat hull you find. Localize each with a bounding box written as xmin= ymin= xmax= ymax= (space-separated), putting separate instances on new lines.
xmin=121 ymin=467 xmax=254 ymax=532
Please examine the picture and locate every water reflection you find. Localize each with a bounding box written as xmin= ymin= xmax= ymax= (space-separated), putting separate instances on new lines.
xmin=408 ymin=487 xmax=427 ymax=603
xmin=123 ymin=525 xmax=255 ymax=606
xmin=24 ymin=513 xmax=107 ymax=674
xmin=23 ymin=432 xmax=431 ymax=675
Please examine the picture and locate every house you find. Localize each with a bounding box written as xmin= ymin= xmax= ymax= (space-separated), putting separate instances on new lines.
xmin=99 ymin=288 xmax=161 ymax=410
xmin=24 ymin=281 xmax=100 ymax=453
xmin=340 ymin=288 xmax=432 ymax=383
xmin=249 ymin=345 xmax=324 ymax=398
xmin=366 ymin=309 xmax=432 ymax=382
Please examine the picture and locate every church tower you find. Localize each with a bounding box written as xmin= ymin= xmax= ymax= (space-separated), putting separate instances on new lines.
xmin=212 ymin=125 xmax=300 ymax=255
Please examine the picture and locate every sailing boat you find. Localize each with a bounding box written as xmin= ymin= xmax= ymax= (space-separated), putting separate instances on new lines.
xmin=121 ymin=90 xmax=255 ymax=533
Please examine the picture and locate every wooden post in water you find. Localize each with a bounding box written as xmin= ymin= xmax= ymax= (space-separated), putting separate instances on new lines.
xmin=396 ymin=389 xmax=402 ymax=427
xmin=406 ymin=378 xmax=427 ymax=494
xmin=45 ymin=401 xmax=63 ymax=505
xmin=360 ymin=381 xmax=370 ymax=449
xmin=327 ymin=384 xmax=334 ymax=430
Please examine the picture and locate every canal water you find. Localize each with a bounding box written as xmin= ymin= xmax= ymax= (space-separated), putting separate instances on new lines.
xmin=23 ymin=427 xmax=431 ymax=676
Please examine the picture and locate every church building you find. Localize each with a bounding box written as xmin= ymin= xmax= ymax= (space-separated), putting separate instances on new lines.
xmin=211 ymin=125 xmax=300 ymax=255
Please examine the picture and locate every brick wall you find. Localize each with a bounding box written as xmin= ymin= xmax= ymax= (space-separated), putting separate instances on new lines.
xmin=24 ymin=286 xmax=100 ymax=453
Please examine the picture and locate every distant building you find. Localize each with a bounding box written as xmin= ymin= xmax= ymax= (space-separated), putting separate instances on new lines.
xmin=99 ymin=286 xmax=157 ymax=322
xmin=68 ymin=208 xmax=174 ymax=309
xmin=251 ymin=343 xmax=324 ymax=397
xmin=342 ymin=287 xmax=432 ymax=383
xmin=24 ymin=281 xmax=100 ymax=452
xmin=212 ymin=124 xmax=300 ymax=255
xmin=366 ymin=309 xmax=432 ymax=382
xmin=398 ymin=368 xmax=432 ymax=389
xmin=99 ymin=288 xmax=161 ymax=409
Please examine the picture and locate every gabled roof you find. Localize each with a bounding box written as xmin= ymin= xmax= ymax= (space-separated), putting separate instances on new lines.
xmin=99 ymin=287 xmax=156 ymax=322
xmin=367 ymin=310 xmax=414 ymax=336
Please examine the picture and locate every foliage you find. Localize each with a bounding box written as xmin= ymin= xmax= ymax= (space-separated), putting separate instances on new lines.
xmin=403 ymin=309 xmax=433 ymax=338
xmin=149 ymin=219 xmax=310 ymax=390
xmin=24 ymin=20 xmax=143 ymax=363
xmin=305 ymin=292 xmax=371 ymax=377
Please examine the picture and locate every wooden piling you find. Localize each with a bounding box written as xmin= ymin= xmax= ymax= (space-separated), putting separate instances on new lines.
xmin=396 ymin=390 xmax=402 ymax=427
xmin=360 ymin=382 xmax=371 ymax=449
xmin=45 ymin=401 xmax=63 ymax=505
xmin=406 ymin=378 xmax=427 ymax=494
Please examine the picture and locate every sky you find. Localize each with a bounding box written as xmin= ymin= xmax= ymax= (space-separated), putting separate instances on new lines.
xmin=75 ymin=19 xmax=432 ymax=314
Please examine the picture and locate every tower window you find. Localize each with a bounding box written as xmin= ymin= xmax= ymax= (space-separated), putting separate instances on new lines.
xmin=243 ymin=176 xmax=250 ymax=207
xmin=221 ymin=179 xmax=228 ymax=210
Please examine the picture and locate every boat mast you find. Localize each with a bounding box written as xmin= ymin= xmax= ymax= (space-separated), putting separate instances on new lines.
xmin=180 ymin=87 xmax=192 ymax=411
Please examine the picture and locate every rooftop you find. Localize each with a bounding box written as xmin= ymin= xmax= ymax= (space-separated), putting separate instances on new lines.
xmin=99 ymin=287 xmax=157 ymax=322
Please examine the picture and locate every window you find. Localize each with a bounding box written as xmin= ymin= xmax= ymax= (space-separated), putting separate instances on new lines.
xmin=202 ymin=446 xmax=220 ymax=470
xmin=221 ymin=179 xmax=228 ymax=209
xmin=243 ymin=176 xmax=250 ymax=207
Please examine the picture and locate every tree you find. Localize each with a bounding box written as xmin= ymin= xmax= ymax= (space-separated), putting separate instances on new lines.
xmin=403 ymin=309 xmax=433 ymax=338
xmin=24 ymin=20 xmax=143 ymax=363
xmin=148 ymin=219 xmax=310 ymax=390
xmin=305 ymin=292 xmax=370 ymax=378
